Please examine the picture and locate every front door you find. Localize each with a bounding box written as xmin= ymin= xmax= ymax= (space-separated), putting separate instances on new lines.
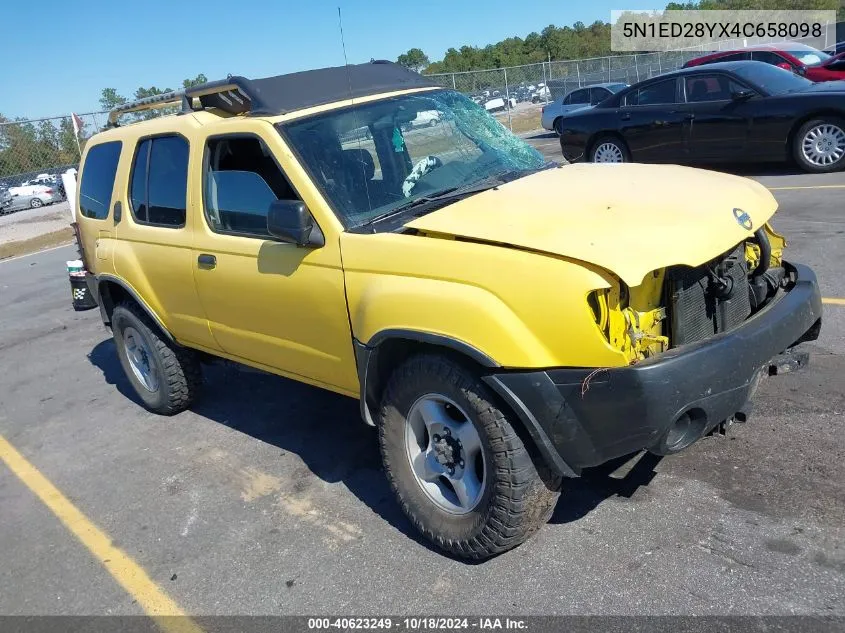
xmin=619 ymin=78 xmax=686 ymax=162
xmin=682 ymin=73 xmax=752 ymax=161
xmin=191 ymin=122 xmax=358 ymax=395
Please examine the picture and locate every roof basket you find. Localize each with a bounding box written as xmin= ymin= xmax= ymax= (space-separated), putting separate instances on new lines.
xmin=107 ymin=77 xmax=254 ymax=127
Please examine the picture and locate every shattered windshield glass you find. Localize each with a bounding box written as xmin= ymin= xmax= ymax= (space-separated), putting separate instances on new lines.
xmin=278 ymin=89 xmax=545 ymax=229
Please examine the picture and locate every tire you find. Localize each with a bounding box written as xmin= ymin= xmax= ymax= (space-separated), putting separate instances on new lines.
xmin=30 ymin=198 xmax=43 ymax=208
xmin=378 ymin=353 xmax=560 ymax=559
xmin=589 ymin=135 xmax=630 ymax=163
xmin=552 ymin=117 xmax=562 ymax=135
xmin=792 ymin=117 xmax=845 ymax=173
xmin=111 ymin=301 xmax=202 ymax=415
xmin=429 ymin=119 xmax=438 ymax=127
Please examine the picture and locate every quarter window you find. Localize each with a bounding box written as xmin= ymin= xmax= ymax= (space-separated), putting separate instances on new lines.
xmin=203 ymin=135 xmax=300 ymax=238
xmin=627 ymin=79 xmax=678 ymax=106
xmin=79 ymin=141 xmax=122 ymax=219
xmin=569 ymin=89 xmax=590 ymax=105
xmin=590 ymin=88 xmax=610 ymax=105
xmin=129 ymin=135 xmax=188 ymax=227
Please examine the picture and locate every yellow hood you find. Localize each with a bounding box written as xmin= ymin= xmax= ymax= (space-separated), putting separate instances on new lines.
xmin=406 ymin=163 xmax=778 ymax=286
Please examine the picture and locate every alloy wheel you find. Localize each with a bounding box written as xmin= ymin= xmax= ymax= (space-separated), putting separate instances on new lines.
xmin=404 ymin=394 xmax=486 ymax=515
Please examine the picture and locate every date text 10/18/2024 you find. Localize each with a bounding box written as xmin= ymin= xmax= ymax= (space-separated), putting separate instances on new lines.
xmin=307 ymin=618 xmax=528 ymax=630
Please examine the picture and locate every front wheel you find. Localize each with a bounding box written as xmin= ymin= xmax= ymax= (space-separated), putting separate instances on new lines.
xmin=589 ymin=136 xmax=630 ymax=163
xmin=378 ymin=354 xmax=560 ymax=559
xmin=793 ymin=118 xmax=845 ymax=173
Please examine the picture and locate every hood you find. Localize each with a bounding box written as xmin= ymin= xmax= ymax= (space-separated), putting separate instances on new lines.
xmin=800 ymin=79 xmax=845 ymax=92
xmin=406 ymin=163 xmax=777 ymax=286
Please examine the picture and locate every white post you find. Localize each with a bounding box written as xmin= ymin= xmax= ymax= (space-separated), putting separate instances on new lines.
xmin=634 ymin=54 xmax=640 ymax=83
xmin=452 ymin=74 xmax=456 ymax=90
xmin=576 ymin=62 xmax=581 ymax=88
xmin=504 ymin=67 xmax=512 ymax=131
xmin=542 ymin=61 xmax=549 ymax=104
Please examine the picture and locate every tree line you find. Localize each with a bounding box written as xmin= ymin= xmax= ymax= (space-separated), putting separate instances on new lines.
xmin=396 ymin=0 xmax=843 ymax=74
xmin=0 ymin=74 xmax=208 ymax=180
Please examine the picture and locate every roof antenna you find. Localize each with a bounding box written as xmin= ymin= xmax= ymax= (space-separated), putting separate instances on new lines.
xmin=337 ymin=6 xmax=373 ymax=224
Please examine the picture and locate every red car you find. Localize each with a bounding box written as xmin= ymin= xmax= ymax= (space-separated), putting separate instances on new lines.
xmin=683 ymin=43 xmax=845 ymax=82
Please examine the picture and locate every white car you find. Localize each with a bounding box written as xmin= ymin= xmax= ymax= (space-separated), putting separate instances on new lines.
xmin=540 ymin=83 xmax=629 ymax=132
xmin=483 ymin=97 xmax=516 ymax=113
xmin=410 ymin=110 xmax=441 ymax=128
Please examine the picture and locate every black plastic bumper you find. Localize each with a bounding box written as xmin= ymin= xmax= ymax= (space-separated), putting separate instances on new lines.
xmin=483 ymin=262 xmax=822 ymax=477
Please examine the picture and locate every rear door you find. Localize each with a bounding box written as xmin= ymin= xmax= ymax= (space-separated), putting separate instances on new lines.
xmin=75 ymin=141 xmax=122 ymax=271
xmin=618 ymin=78 xmax=686 ymax=162
xmin=682 ymin=73 xmax=753 ymax=161
xmin=112 ymin=134 xmax=217 ymax=349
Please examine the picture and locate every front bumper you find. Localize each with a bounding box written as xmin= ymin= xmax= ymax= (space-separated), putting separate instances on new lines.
xmin=483 ymin=262 xmax=822 ymax=477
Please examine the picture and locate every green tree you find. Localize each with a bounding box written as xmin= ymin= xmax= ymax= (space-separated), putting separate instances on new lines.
xmin=99 ymin=88 xmax=127 ymax=111
xmin=397 ymin=48 xmax=431 ymax=72
xmin=182 ymin=73 xmax=208 ymax=88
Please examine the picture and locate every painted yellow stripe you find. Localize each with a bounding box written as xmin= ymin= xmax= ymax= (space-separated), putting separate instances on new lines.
xmin=0 ymin=435 xmax=203 ymax=633
xmin=823 ymin=297 xmax=845 ymax=306
xmin=768 ymin=185 xmax=845 ymax=191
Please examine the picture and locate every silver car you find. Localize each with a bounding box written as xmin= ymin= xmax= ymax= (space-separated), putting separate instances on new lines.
xmin=540 ymin=83 xmax=629 ymax=132
xmin=1 ymin=186 xmax=61 ymax=214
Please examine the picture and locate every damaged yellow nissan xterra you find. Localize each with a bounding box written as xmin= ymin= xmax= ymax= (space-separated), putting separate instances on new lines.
xmin=74 ymin=61 xmax=822 ymax=559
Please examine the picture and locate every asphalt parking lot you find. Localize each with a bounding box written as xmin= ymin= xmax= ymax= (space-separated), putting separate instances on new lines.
xmin=1 ymin=138 xmax=843 ymax=619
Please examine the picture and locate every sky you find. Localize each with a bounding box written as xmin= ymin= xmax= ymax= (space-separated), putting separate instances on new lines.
xmin=0 ymin=0 xmax=620 ymax=120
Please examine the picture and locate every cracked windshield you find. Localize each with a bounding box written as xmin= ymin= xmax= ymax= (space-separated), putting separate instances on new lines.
xmin=280 ymin=90 xmax=545 ymax=229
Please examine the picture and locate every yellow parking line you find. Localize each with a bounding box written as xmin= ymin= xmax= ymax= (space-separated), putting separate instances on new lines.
xmin=0 ymin=434 xmax=203 ymax=633
xmin=823 ymin=297 xmax=845 ymax=306
xmin=768 ymin=185 xmax=845 ymax=191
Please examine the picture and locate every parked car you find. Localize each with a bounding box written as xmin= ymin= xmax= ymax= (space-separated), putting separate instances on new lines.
xmin=4 ymin=185 xmax=61 ymax=211
xmin=483 ymin=96 xmax=516 ymax=113
xmin=409 ymin=110 xmax=441 ymax=128
xmin=683 ymin=43 xmax=845 ymax=82
xmin=0 ymin=188 xmax=12 ymax=214
xmin=75 ymin=61 xmax=821 ymax=560
xmin=541 ymin=83 xmax=628 ymax=131
xmin=558 ymin=60 xmax=845 ymax=173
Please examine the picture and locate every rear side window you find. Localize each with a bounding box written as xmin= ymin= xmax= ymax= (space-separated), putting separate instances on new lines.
xmin=129 ymin=135 xmax=189 ymax=227
xmin=627 ymin=79 xmax=678 ymax=106
xmin=79 ymin=141 xmax=122 ymax=219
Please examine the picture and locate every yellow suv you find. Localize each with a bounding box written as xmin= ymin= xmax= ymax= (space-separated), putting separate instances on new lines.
xmin=75 ymin=61 xmax=822 ymax=559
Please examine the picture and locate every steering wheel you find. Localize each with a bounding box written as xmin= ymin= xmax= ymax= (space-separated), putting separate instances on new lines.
xmin=402 ymin=155 xmax=443 ymax=197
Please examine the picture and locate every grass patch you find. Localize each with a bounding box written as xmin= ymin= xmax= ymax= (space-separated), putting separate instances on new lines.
xmin=0 ymin=228 xmax=74 ymax=260
xmin=495 ymin=109 xmax=543 ymax=135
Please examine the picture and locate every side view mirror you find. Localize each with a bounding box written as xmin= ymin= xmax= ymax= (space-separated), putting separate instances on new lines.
xmin=795 ymin=65 xmax=807 ymax=76
xmin=775 ymin=62 xmax=793 ymax=71
xmin=267 ymin=200 xmax=324 ymax=247
xmin=731 ymin=90 xmax=754 ymax=101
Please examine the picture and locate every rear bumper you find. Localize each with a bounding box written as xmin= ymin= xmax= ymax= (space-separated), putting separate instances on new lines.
xmin=484 ymin=262 xmax=822 ymax=477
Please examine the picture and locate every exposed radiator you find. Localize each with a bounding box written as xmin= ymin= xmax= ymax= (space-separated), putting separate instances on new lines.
xmin=667 ymin=245 xmax=751 ymax=347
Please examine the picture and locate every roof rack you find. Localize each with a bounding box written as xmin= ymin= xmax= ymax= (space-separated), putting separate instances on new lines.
xmin=107 ymin=79 xmax=254 ymax=127
xmin=107 ymin=62 xmax=434 ymax=127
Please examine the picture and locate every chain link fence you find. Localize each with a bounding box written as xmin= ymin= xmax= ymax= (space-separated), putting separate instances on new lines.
xmin=428 ymin=30 xmax=843 ymax=133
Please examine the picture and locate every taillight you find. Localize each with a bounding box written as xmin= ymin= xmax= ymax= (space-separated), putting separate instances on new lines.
xmin=44 ymin=189 xmax=53 ymax=194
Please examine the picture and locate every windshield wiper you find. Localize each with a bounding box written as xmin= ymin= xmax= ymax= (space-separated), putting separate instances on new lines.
xmin=353 ymin=165 xmax=555 ymax=233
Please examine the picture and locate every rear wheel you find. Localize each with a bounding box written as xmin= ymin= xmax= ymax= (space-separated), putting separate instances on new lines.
xmin=589 ymin=135 xmax=629 ymax=163
xmin=112 ymin=301 xmax=202 ymax=415
xmin=793 ymin=118 xmax=845 ymax=173
xmin=378 ymin=353 xmax=560 ymax=559
xmin=552 ymin=117 xmax=562 ymax=135
xmin=30 ymin=198 xmax=43 ymax=208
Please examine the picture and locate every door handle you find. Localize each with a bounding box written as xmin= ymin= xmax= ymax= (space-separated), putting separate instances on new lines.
xmin=198 ymin=254 xmax=217 ymax=269
xmin=684 ymin=113 xmax=695 ymax=121
xmin=113 ymin=201 xmax=122 ymax=223
xmin=621 ymin=112 xmax=631 ymax=121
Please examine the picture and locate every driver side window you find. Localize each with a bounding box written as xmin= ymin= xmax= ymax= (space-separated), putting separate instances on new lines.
xmin=203 ymin=135 xmax=300 ymax=238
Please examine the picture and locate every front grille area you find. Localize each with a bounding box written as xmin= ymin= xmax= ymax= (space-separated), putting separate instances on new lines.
xmin=667 ymin=245 xmax=751 ymax=347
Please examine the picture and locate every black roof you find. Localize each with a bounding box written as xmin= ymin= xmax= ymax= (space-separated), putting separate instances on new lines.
xmin=650 ymin=60 xmax=766 ymax=79
xmin=186 ymin=61 xmax=437 ymax=116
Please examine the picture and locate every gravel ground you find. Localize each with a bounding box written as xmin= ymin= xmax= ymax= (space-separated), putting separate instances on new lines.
xmin=0 ymin=201 xmax=73 ymax=246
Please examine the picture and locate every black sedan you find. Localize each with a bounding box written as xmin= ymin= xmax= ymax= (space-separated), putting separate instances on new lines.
xmin=557 ymin=60 xmax=845 ymax=173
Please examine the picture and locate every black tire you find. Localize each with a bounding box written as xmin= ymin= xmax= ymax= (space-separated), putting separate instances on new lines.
xmin=552 ymin=117 xmax=562 ymax=135
xmin=378 ymin=353 xmax=560 ymax=560
xmin=30 ymin=198 xmax=43 ymax=208
xmin=111 ymin=301 xmax=201 ymax=415
xmin=589 ymin=135 xmax=630 ymax=163
xmin=792 ymin=117 xmax=845 ymax=173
